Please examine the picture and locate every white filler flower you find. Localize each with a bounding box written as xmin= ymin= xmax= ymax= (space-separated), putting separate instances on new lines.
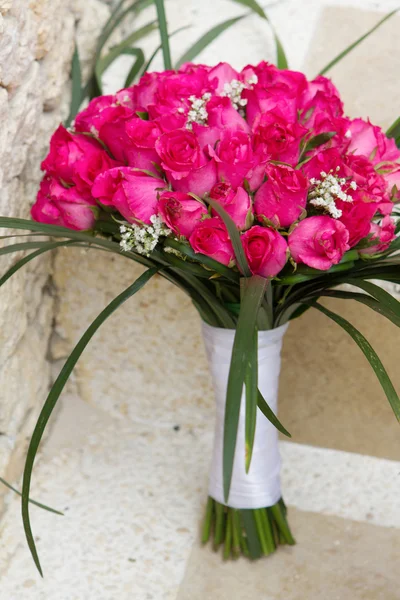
xmin=119 ymin=215 xmax=171 ymax=256
xmin=308 ymin=167 xmax=356 ymax=219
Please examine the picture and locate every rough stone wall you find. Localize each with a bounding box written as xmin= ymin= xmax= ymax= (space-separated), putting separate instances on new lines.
xmin=0 ymin=0 xmax=109 ymax=494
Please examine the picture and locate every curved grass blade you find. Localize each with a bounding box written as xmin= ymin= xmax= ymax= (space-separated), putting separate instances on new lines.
xmin=141 ymin=26 xmax=189 ymax=74
xmin=245 ymin=328 xmax=258 ymax=472
xmin=164 ymin=237 xmax=239 ymax=283
xmin=223 ymin=275 xmax=268 ymax=502
xmin=124 ymin=48 xmax=146 ymax=86
xmin=175 ymin=16 xmax=244 ymax=68
xmin=96 ymin=23 xmax=155 ymax=76
xmin=0 ymin=241 xmax=76 ymax=288
xmin=319 ymin=289 xmax=400 ymax=328
xmin=0 ymin=477 xmax=63 ymax=516
xmin=206 ymin=198 xmax=251 ymax=277
xmin=386 ymin=116 xmax=400 ymax=145
xmin=22 ymin=267 xmax=159 ymax=576
xmin=311 ymin=301 xmax=400 ymax=422
xmin=346 ymin=278 xmax=400 ymax=318
xmin=65 ymin=45 xmax=82 ymax=128
xmin=229 ymin=0 xmax=288 ymax=68
xmin=155 ymin=0 xmax=172 ymax=70
xmin=257 ymin=390 xmax=291 ymax=437
xmin=318 ymin=10 xmax=398 ymax=76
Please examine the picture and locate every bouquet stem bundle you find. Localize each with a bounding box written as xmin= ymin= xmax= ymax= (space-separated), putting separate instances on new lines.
xmin=202 ymin=497 xmax=294 ymax=560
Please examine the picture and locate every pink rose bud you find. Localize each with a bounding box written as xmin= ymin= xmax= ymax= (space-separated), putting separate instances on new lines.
xmin=207 ymin=96 xmax=249 ymax=133
xmin=189 ymin=217 xmax=234 ymax=266
xmin=254 ymin=163 xmax=308 ymax=228
xmin=210 ymin=130 xmax=254 ymax=188
xmin=31 ymin=176 xmax=97 ymax=231
xmin=41 ymin=125 xmax=118 ymax=194
xmin=360 ymin=216 xmax=396 ymax=254
xmin=125 ymin=117 xmax=163 ymax=171
xmin=92 ymin=167 xmax=166 ymax=224
xmin=252 ymin=110 xmax=307 ymax=165
xmin=158 ymin=191 xmax=208 ymax=237
xmin=338 ymin=195 xmax=377 ymax=247
xmin=155 ymin=129 xmax=204 ymax=180
xmin=208 ymin=62 xmax=240 ymax=94
xmin=210 ymin=183 xmax=252 ymax=230
xmin=241 ymin=225 xmax=288 ymax=277
xmin=289 ymin=215 xmax=350 ymax=270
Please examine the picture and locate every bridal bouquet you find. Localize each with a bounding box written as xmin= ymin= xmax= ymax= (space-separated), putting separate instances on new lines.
xmin=1 ymin=0 xmax=400 ymax=574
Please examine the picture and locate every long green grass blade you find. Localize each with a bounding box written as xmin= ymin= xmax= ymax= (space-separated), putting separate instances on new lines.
xmin=124 ymin=48 xmax=146 ymax=86
xmin=346 ymin=278 xmax=400 ymax=318
xmin=386 ymin=116 xmax=400 ymax=144
xmin=96 ymin=23 xmax=155 ymax=76
xmin=141 ymin=26 xmax=189 ymax=74
xmin=257 ymin=390 xmax=291 ymax=437
xmin=154 ymin=0 xmax=172 ymax=69
xmin=223 ymin=275 xmax=268 ymax=502
xmin=0 ymin=241 xmax=76 ymax=288
xmin=228 ymin=0 xmax=288 ymax=68
xmin=311 ymin=302 xmax=400 ymax=422
xmin=65 ymin=45 xmax=82 ymax=128
xmin=318 ymin=10 xmax=398 ymax=76
xmin=319 ymin=290 xmax=400 ymax=328
xmin=206 ymin=198 xmax=251 ymax=277
xmin=175 ymin=16 xmax=244 ymax=68
xmin=0 ymin=477 xmax=63 ymax=516
xmin=245 ymin=328 xmax=258 ymax=472
xmin=21 ymin=267 xmax=159 ymax=576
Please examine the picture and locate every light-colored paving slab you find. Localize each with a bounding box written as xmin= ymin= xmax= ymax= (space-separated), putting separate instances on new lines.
xmin=1 ymin=396 xmax=400 ymax=599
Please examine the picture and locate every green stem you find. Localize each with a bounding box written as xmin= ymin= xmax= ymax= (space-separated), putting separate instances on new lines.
xmin=260 ymin=508 xmax=276 ymax=554
xmin=231 ymin=509 xmax=241 ymax=559
xmin=154 ymin=0 xmax=172 ymax=69
xmin=223 ymin=510 xmax=232 ymax=559
xmin=201 ymin=497 xmax=214 ymax=544
xmin=214 ymin=502 xmax=225 ymax=549
xmin=254 ymin=509 xmax=269 ymax=555
xmin=270 ymin=504 xmax=295 ymax=545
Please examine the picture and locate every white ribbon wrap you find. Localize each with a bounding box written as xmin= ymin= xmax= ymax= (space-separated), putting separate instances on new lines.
xmin=202 ymin=321 xmax=288 ymax=509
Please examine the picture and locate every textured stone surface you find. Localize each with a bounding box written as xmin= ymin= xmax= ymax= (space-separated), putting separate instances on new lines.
xmin=0 ymin=0 xmax=110 ymax=504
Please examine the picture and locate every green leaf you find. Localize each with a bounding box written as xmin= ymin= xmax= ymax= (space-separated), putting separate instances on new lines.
xmin=0 ymin=241 xmax=76 ymax=288
xmin=206 ymin=197 xmax=251 ymax=277
xmin=228 ymin=0 xmax=288 ymax=68
xmin=164 ymin=237 xmax=239 ymax=283
xmin=245 ymin=328 xmax=258 ymax=472
xmin=155 ymin=0 xmax=172 ymax=70
xmin=65 ymin=45 xmax=82 ymax=128
xmin=257 ymin=390 xmax=291 ymax=437
xmin=0 ymin=477 xmax=63 ymax=516
xmin=223 ymin=275 xmax=268 ymax=502
xmin=318 ymin=10 xmax=399 ymax=76
xmin=311 ymin=302 xmax=400 ymax=423
xmin=22 ymin=267 xmax=159 ymax=576
xmin=298 ymin=131 xmax=336 ymax=163
xmin=386 ymin=116 xmax=400 ymax=143
xmin=345 ymin=278 xmax=400 ymax=319
xmin=124 ymin=48 xmax=146 ymax=87
xmin=320 ymin=289 xmax=400 ymax=328
xmin=175 ymin=16 xmax=244 ymax=68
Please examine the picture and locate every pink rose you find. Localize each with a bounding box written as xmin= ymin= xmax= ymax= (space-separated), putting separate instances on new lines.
xmin=73 ymin=95 xmax=116 ymax=134
xmin=289 ymin=215 xmax=350 ymax=270
xmin=169 ymin=160 xmax=217 ymax=197
xmin=148 ymin=69 xmax=214 ymax=119
xmin=125 ymin=117 xmax=162 ymax=171
xmin=31 ymin=176 xmax=97 ymax=231
xmin=241 ymin=225 xmax=288 ymax=277
xmin=252 ymin=110 xmax=307 ymax=165
xmin=360 ymin=216 xmax=396 ymax=254
xmin=347 ymin=118 xmax=400 ymax=164
xmin=155 ymin=129 xmax=204 ymax=180
xmin=254 ymin=164 xmax=308 ymax=228
xmin=208 ymin=62 xmax=240 ymax=93
xmin=94 ymin=105 xmax=137 ymax=162
xmin=158 ymin=191 xmax=207 ymax=237
xmin=302 ymin=148 xmax=346 ymax=181
xmin=206 ymin=96 xmax=249 ymax=133
xmin=189 ymin=217 xmax=234 ymax=266
xmin=132 ymin=70 xmax=173 ymax=110
xmin=209 ymin=183 xmax=252 ymax=230
xmin=338 ymin=196 xmax=377 ymax=247
xmin=299 ymin=75 xmax=344 ymax=127
xmin=210 ymin=130 xmax=254 ymax=188
xmin=41 ymin=125 xmax=117 ymax=193
xmin=345 ymin=154 xmax=387 ymax=203
xmin=92 ymin=167 xmax=166 ymax=224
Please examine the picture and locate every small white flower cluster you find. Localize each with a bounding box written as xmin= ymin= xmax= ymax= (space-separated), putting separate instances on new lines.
xmin=308 ymin=168 xmax=357 ymax=219
xmin=119 ymin=215 xmax=171 ymax=256
xmin=221 ymin=75 xmax=258 ymax=112
xmin=183 ymin=93 xmax=212 ymax=128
